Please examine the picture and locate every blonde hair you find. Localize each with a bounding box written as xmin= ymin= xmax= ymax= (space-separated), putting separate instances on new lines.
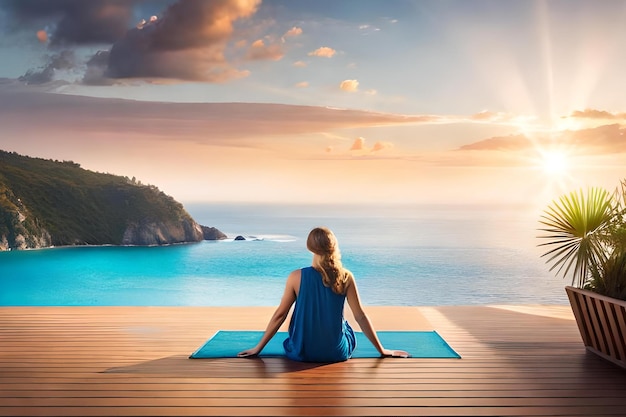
xmin=306 ymin=227 xmax=352 ymax=294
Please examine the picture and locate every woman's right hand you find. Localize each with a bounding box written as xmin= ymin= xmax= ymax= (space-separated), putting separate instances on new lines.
xmin=381 ymin=348 xmax=410 ymax=358
xmin=237 ymin=346 xmax=261 ymax=358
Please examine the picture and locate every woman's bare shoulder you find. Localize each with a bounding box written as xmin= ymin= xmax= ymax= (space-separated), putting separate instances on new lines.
xmin=287 ymin=268 xmax=302 ymax=285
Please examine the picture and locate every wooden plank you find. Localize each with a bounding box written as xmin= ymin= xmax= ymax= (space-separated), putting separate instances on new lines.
xmin=5 ymin=396 xmax=626 ymax=407
xmin=3 ymin=388 xmax=626 ymax=399
xmin=605 ymin=301 xmax=625 ymax=360
xmin=614 ymin=305 xmax=626 ymax=358
xmin=583 ymin=292 xmax=602 ymax=351
xmin=595 ymin=298 xmax=615 ymax=357
xmin=2 ymin=406 xmax=626 ymax=417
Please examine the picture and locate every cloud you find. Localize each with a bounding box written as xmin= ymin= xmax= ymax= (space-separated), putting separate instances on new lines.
xmin=36 ymin=29 xmax=48 ymax=43
xmin=348 ymin=137 xmax=393 ymax=154
xmin=3 ymin=0 xmax=135 ymax=47
xmin=458 ymin=124 xmax=626 ymax=155
xmin=0 ymin=84 xmax=433 ymax=147
xmin=567 ymin=108 xmax=626 ymax=120
xmin=82 ymin=51 xmax=115 ymax=85
xmin=293 ymin=60 xmax=307 ymax=67
xmin=372 ymin=141 xmax=393 ymax=152
xmin=283 ymin=27 xmax=302 ymax=38
xmin=358 ymin=24 xmax=381 ymax=35
xmin=101 ymin=0 xmax=261 ymax=83
xmin=350 ymin=137 xmax=366 ymax=151
xmin=19 ymin=50 xmax=76 ymax=85
xmin=136 ymin=15 xmax=158 ymax=30
xmin=565 ymin=124 xmax=626 ymax=153
xmin=459 ymin=134 xmax=532 ymax=151
xmin=7 ymin=0 xmax=267 ymax=84
xmin=340 ymin=79 xmax=359 ymax=92
xmin=467 ymin=110 xmax=535 ymax=125
xmin=246 ymin=39 xmax=284 ymax=61
xmin=295 ymin=81 xmax=309 ymax=88
xmin=470 ymin=110 xmax=503 ymax=121
xmin=308 ymin=46 xmax=336 ymax=58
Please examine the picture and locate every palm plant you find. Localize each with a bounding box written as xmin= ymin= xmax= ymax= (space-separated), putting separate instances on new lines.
xmin=538 ymin=185 xmax=621 ymax=291
xmin=587 ymin=251 xmax=626 ymax=301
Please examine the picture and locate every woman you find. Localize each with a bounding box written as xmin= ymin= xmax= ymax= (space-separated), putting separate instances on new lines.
xmin=238 ymin=227 xmax=409 ymax=362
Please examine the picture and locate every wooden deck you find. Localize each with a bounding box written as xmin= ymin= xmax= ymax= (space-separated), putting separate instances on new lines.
xmin=1 ymin=305 xmax=625 ymax=416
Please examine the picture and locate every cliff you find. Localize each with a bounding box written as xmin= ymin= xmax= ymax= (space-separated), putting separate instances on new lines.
xmin=0 ymin=150 xmax=224 ymax=250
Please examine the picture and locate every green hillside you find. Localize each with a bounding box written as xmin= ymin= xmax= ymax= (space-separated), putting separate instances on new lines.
xmin=0 ymin=150 xmax=216 ymax=250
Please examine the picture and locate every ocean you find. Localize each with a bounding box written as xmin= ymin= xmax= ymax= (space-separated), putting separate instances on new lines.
xmin=0 ymin=203 xmax=569 ymax=306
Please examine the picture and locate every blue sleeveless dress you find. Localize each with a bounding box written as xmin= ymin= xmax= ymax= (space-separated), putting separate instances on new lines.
xmin=283 ymin=266 xmax=356 ymax=362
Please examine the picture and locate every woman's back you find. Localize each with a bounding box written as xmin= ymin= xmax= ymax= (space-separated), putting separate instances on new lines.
xmin=283 ymin=266 xmax=356 ymax=362
xmin=237 ymin=227 xmax=408 ymax=361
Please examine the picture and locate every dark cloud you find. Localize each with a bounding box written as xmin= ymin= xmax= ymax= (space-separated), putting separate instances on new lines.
xmin=82 ymin=50 xmax=114 ymax=85
xmin=3 ymin=0 xmax=136 ymax=46
xmin=138 ymin=0 xmax=260 ymax=51
xmin=100 ymin=0 xmax=261 ymax=82
xmin=6 ymin=0 xmax=310 ymax=84
xmin=18 ymin=50 xmax=75 ymax=84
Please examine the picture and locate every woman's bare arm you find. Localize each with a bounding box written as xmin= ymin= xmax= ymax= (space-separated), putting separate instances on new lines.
xmin=237 ymin=269 xmax=300 ymax=357
xmin=346 ymin=276 xmax=409 ymax=358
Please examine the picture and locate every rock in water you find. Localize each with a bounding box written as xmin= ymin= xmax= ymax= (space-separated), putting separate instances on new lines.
xmin=201 ymin=226 xmax=227 ymax=240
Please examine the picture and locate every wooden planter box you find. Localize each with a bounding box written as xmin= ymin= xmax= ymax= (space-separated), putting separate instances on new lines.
xmin=566 ymin=286 xmax=626 ymax=369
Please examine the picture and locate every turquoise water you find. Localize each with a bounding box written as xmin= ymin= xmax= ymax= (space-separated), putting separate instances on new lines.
xmin=0 ymin=203 xmax=569 ymax=306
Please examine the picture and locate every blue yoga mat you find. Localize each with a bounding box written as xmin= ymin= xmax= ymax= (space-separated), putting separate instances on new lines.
xmin=189 ymin=330 xmax=460 ymax=359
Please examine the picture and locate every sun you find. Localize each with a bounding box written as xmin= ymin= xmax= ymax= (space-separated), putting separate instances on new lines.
xmin=540 ymin=150 xmax=569 ymax=175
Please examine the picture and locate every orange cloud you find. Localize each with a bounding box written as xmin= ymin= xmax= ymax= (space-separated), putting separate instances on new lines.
xmin=295 ymin=81 xmax=309 ymax=88
xmin=308 ymin=47 xmax=336 ymax=58
xmin=568 ymin=109 xmax=626 ymax=120
xmin=348 ymin=137 xmax=393 ymax=154
xmin=293 ymin=61 xmax=307 ymax=67
xmin=36 ymin=30 xmax=48 ymax=43
xmin=350 ymin=137 xmax=366 ymax=151
xmin=470 ymin=110 xmax=502 ymax=121
xmin=458 ymin=124 xmax=626 ymax=155
xmin=340 ymin=79 xmax=359 ymax=92
xmin=246 ymin=39 xmax=284 ymax=61
xmin=372 ymin=141 xmax=393 ymax=152
xmin=467 ymin=110 xmax=534 ymax=124
xmin=284 ymin=27 xmax=303 ymax=38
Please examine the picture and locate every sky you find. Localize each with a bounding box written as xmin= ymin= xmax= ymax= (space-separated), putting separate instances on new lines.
xmin=0 ymin=0 xmax=625 ymax=208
